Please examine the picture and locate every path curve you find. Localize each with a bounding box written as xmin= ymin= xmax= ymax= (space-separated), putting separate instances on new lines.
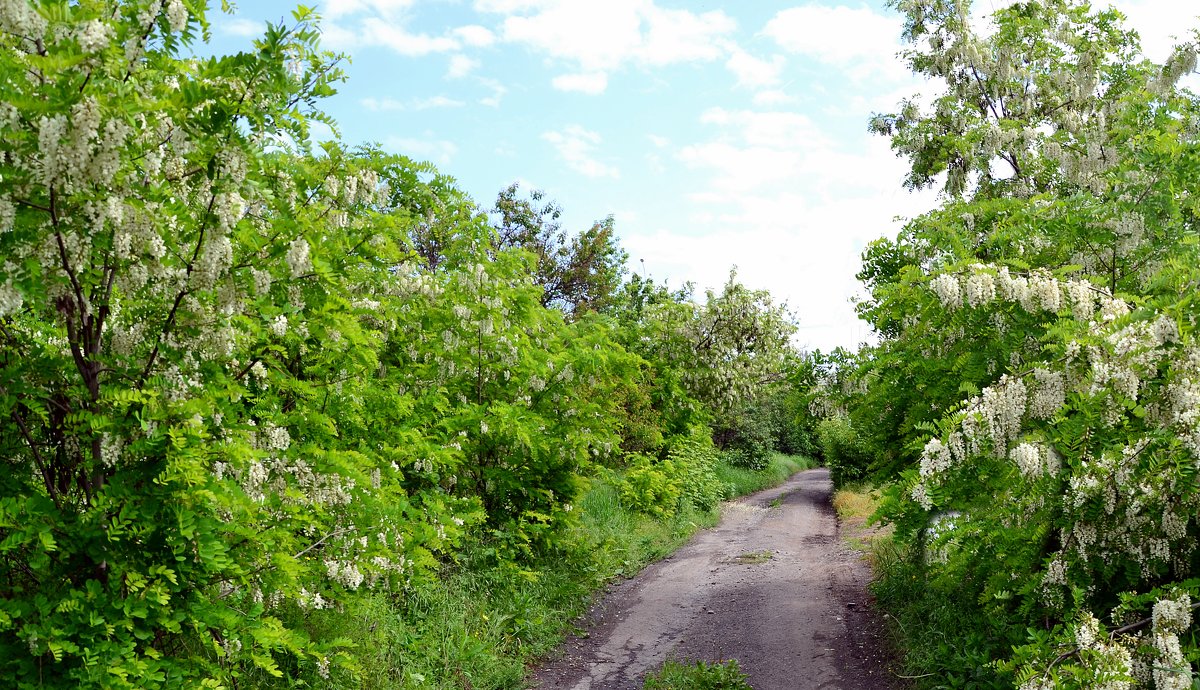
xmin=531 ymin=468 xmax=897 ymax=690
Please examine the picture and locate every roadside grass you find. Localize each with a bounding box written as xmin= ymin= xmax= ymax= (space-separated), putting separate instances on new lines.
xmin=834 ymin=484 xmax=1012 ymax=689
xmin=641 ymin=658 xmax=752 ymax=689
xmin=262 ymin=454 xmax=815 ymax=688
xmin=831 ymin=483 xmax=893 ymax=558
xmin=713 ymin=452 xmax=812 ymax=496
xmin=870 ymin=548 xmax=1016 ymax=689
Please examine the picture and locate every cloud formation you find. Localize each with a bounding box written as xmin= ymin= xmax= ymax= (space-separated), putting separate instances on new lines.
xmin=763 ymin=5 xmax=906 ymax=81
xmin=543 ymin=126 xmax=620 ymax=179
xmin=478 ymin=0 xmax=736 ymax=93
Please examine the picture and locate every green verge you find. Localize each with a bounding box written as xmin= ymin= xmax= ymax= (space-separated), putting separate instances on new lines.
xmin=253 ymin=454 xmax=813 ymax=689
xmin=838 ymin=484 xmax=1012 ymax=689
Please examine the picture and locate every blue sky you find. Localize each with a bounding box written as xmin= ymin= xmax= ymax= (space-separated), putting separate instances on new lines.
xmin=210 ymin=0 xmax=1197 ymax=352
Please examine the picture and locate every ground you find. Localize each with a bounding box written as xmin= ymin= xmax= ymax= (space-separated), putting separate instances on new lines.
xmin=530 ymin=468 xmax=902 ymax=690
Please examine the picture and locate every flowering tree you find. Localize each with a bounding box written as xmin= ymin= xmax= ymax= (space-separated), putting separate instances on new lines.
xmin=849 ymin=0 xmax=1200 ymax=686
xmin=0 ymin=3 xmax=497 ymax=685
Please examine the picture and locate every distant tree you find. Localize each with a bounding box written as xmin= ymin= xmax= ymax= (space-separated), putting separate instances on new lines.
xmin=491 ymin=183 xmax=627 ymax=317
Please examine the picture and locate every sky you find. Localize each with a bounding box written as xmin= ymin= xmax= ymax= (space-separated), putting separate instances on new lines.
xmin=208 ymin=0 xmax=1200 ymax=353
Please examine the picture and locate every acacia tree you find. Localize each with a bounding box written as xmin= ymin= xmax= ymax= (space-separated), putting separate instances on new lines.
xmin=851 ymin=0 xmax=1200 ymax=687
xmin=854 ymin=0 xmax=1200 ymax=474
xmin=0 ymin=4 xmax=492 ymax=685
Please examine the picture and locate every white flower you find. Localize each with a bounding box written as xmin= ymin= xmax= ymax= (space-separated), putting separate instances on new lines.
xmin=1153 ymin=593 xmax=1192 ymax=635
xmin=931 ymin=273 xmax=962 ymax=308
xmin=1030 ymin=369 xmax=1065 ymax=420
xmin=252 ymin=268 xmax=273 ymax=295
xmin=165 ymin=0 xmax=188 ymax=33
xmin=76 ymin=19 xmax=112 ymax=53
xmin=286 ymin=238 xmax=312 ymax=277
xmin=262 ymin=423 xmax=290 ymax=452
xmin=1010 ymin=442 xmax=1049 ymax=478
xmin=919 ymin=438 xmax=952 ymax=477
xmin=269 ymin=314 xmax=288 ymax=337
xmin=0 ymin=279 xmax=23 ymax=317
xmin=965 ymin=271 xmax=996 ymax=308
xmin=250 ymin=361 xmax=268 ymax=381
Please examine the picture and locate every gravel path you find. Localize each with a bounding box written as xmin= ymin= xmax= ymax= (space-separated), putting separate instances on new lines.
xmin=530 ymin=468 xmax=898 ymax=690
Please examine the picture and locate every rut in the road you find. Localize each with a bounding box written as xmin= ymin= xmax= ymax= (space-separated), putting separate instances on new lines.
xmin=531 ymin=468 xmax=896 ymax=690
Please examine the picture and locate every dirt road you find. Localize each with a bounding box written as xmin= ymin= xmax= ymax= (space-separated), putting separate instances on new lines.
xmin=531 ymin=468 xmax=897 ymax=690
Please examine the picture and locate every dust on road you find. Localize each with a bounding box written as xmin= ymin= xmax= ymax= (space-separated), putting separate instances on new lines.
xmin=531 ymin=468 xmax=898 ymax=690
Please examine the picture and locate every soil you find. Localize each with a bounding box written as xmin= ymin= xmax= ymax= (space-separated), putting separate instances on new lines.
xmin=529 ymin=468 xmax=902 ymax=690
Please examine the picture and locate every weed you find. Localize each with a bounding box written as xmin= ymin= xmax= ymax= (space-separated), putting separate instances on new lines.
xmin=642 ymin=658 xmax=752 ymax=689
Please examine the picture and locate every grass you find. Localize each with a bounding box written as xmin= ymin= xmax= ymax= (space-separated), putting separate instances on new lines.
xmin=832 ymin=484 xmax=1012 ymax=689
xmin=262 ymin=454 xmax=815 ymax=688
xmin=712 ymin=452 xmax=812 ymax=496
xmin=641 ymin=658 xmax=752 ymax=689
xmin=832 ymin=483 xmax=894 ymax=558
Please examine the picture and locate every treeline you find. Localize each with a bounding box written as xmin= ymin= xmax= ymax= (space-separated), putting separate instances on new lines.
xmin=0 ymin=3 xmax=818 ymax=687
xmin=814 ymin=0 xmax=1200 ymax=687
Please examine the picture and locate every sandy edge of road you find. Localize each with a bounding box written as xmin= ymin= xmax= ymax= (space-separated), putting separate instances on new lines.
xmin=529 ymin=468 xmax=903 ymax=690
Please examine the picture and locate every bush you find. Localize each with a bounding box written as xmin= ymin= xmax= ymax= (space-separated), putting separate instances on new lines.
xmin=716 ymin=411 xmax=775 ymax=471
xmin=617 ymin=434 xmax=726 ymax=517
xmin=667 ymin=435 xmax=726 ymax=513
xmin=816 ymin=416 xmax=873 ymax=487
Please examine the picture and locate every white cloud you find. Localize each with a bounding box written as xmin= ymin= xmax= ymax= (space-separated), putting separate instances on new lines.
xmin=477 ymin=77 xmax=508 ymax=107
xmin=752 ymin=89 xmax=796 ymax=106
xmin=647 ymin=134 xmax=670 ymax=148
xmin=383 ymin=136 xmax=459 ymax=166
xmin=218 ymin=17 xmax=264 ymax=37
xmin=542 ymin=125 xmax=620 ymax=179
xmin=763 ymin=5 xmax=906 ymax=81
xmin=551 ymin=72 xmax=609 ymax=94
xmin=640 ymin=106 xmax=939 ymax=351
xmin=353 ymin=17 xmax=460 ymax=55
xmin=482 ymin=0 xmax=735 ymax=90
xmin=360 ymin=95 xmax=465 ymax=111
xmin=637 ymin=3 xmax=735 ymax=65
xmin=725 ymin=48 xmax=785 ymax=88
xmin=323 ymin=0 xmax=415 ymax=18
xmin=318 ymin=2 xmax=496 ymax=58
xmin=447 ymin=54 xmax=481 ymax=78
xmin=452 ymin=24 xmax=497 ymax=47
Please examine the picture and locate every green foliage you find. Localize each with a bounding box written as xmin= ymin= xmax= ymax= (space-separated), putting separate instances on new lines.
xmin=0 ymin=2 xmax=802 ymax=686
xmin=816 ymin=417 xmax=873 ymax=488
xmin=618 ymin=434 xmax=727 ymax=518
xmin=642 ymin=658 xmax=752 ymax=690
xmin=851 ymin=0 xmax=1200 ymax=686
xmin=491 ymin=183 xmax=628 ymax=318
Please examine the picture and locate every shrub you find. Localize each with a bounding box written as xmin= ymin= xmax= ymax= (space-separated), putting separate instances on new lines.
xmin=617 ymin=434 xmax=725 ymax=517
xmin=816 ymin=416 xmax=873 ymax=487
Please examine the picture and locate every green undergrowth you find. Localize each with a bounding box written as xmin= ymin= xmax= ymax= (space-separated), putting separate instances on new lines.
xmin=255 ymin=454 xmax=813 ymax=688
xmin=642 ymin=658 xmax=753 ymax=689
xmin=831 ymin=483 xmax=1018 ymax=689
xmin=714 ymin=452 xmax=810 ymax=496
xmin=870 ymin=541 xmax=1020 ymax=690
xmin=829 ymin=482 xmax=1013 ymax=688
